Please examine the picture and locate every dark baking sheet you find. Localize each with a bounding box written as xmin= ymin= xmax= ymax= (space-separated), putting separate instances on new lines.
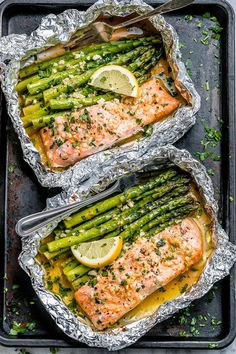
xmin=0 ymin=0 xmax=235 ymax=349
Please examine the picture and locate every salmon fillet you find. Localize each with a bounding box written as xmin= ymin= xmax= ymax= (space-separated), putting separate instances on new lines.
xmin=40 ymin=78 xmax=180 ymax=168
xmin=74 ymin=218 xmax=202 ymax=330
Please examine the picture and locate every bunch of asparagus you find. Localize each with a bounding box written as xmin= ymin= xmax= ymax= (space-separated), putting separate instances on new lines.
xmin=16 ymin=36 xmax=163 ymax=133
xmin=40 ymin=167 xmax=198 ymax=291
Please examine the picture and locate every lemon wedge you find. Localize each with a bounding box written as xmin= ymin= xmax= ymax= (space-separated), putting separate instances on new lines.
xmin=71 ymin=236 xmax=123 ymax=268
xmin=89 ymin=65 xmax=139 ymax=97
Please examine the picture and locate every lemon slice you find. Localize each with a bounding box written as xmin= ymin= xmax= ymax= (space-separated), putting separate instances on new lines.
xmin=71 ymin=236 xmax=123 ymax=268
xmin=90 ymin=65 xmax=139 ymax=97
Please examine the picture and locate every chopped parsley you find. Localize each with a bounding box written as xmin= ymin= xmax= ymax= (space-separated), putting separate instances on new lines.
xmin=89 ymin=137 xmax=97 ymax=147
xmin=120 ymin=279 xmax=127 ymax=286
xmin=180 ymin=283 xmax=188 ymax=294
xmin=195 ymin=119 xmax=221 ymax=164
xmin=143 ymin=124 xmax=153 ymax=137
xmin=127 ymin=109 xmax=135 ymax=116
xmin=100 ymin=76 xmax=107 ymax=83
xmin=184 ymin=15 xmax=193 ymax=22
xmin=80 ymin=108 xmax=92 ymax=124
xmin=10 ymin=320 xmax=36 ymax=336
xmin=136 ymin=118 xmax=142 ymax=125
xmin=38 ymin=66 xmax=52 ymax=78
xmin=205 ymin=80 xmax=209 ymax=91
xmin=58 ymin=283 xmax=71 ymax=298
xmin=47 ymin=276 xmax=53 ymax=290
xmin=66 ymin=85 xmax=74 ymax=94
xmin=208 ymin=343 xmax=218 ymax=349
xmin=156 ymin=239 xmax=166 ymax=247
xmin=48 ymin=116 xmax=55 ymax=129
xmin=88 ymin=278 xmax=97 ymax=287
xmin=56 ymin=138 xmax=63 ymax=147
xmin=8 ymin=162 xmax=17 ymax=173
xmin=63 ymin=121 xmax=69 ymax=132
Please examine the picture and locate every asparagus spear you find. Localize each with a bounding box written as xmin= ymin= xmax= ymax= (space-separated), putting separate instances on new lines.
xmin=26 ymin=67 xmax=83 ymax=95
xmin=63 ymin=256 xmax=75 ymax=266
xmin=65 ymin=203 xmax=196 ymax=280
xmin=68 ymin=174 xmax=188 ymax=233
xmin=141 ymin=203 xmax=197 ymax=234
xmin=146 ymin=208 xmax=196 ymax=237
xmin=66 ymin=264 xmax=91 ymax=281
xmin=43 ymin=247 xmax=70 ymax=261
xmin=24 ymin=93 xmax=43 ymax=106
xmin=42 ymin=45 xmax=152 ymax=102
xmin=65 ymin=180 xmax=189 ymax=238
xmin=49 ymin=92 xmax=116 ymax=111
xmin=19 ymin=36 xmax=161 ymax=78
xmin=125 ymin=203 xmax=197 ymax=243
xmin=31 ymin=112 xmax=69 ymax=128
xmin=22 ymin=107 xmax=51 ymax=128
xmin=23 ymin=86 xmax=97 ymax=125
xmin=63 ymin=260 xmax=79 ymax=274
xmin=65 ymin=190 xmax=169 ymax=239
xmin=48 ymin=46 xmax=159 ymax=110
xmin=113 ymin=195 xmax=194 ymax=241
xmin=63 ymin=168 xmax=178 ymax=229
xmin=136 ymin=175 xmax=190 ymax=199
xmin=127 ymin=47 xmax=156 ymax=72
xmin=21 ymin=52 xmax=106 ymax=94
xmin=37 ymin=36 xmax=162 ymax=65
xmin=101 ymin=186 xmax=190 ymax=236
xmin=134 ymin=47 xmax=164 ymax=79
xmin=65 ymin=207 xmax=121 ymax=234
xmin=16 ymin=76 xmax=37 ymax=94
xmin=24 ymin=85 xmax=93 ymax=107
xmin=26 ymin=44 xmax=152 ymax=95
xmin=72 ymin=275 xmax=91 ymax=290
xmin=23 ymin=102 xmax=43 ymax=116
xmin=47 ymin=194 xmax=193 ymax=252
xmin=39 ymin=244 xmax=47 ymax=253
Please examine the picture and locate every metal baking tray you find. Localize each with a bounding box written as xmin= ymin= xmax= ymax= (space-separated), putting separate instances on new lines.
xmin=0 ymin=0 xmax=235 ymax=349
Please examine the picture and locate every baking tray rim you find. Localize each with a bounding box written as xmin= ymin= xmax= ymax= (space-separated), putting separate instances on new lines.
xmin=0 ymin=0 xmax=235 ymax=349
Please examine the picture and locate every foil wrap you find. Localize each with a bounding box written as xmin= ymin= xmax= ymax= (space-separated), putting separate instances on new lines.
xmin=0 ymin=0 xmax=200 ymax=188
xmin=19 ymin=144 xmax=236 ymax=350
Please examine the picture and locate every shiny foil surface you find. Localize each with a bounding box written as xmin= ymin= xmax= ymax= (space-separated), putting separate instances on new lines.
xmin=0 ymin=0 xmax=200 ymax=188
xmin=19 ymin=145 xmax=236 ymax=350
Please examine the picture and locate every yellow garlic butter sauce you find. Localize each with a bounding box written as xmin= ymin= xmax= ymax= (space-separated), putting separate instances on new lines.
xmin=36 ymin=235 xmax=75 ymax=308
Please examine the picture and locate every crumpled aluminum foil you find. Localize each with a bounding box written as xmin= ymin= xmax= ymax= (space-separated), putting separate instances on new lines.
xmin=18 ymin=144 xmax=236 ymax=350
xmin=0 ymin=0 xmax=200 ymax=188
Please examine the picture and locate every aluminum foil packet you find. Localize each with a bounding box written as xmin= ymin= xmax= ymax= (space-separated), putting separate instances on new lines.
xmin=19 ymin=144 xmax=236 ymax=350
xmin=0 ymin=0 xmax=200 ymax=188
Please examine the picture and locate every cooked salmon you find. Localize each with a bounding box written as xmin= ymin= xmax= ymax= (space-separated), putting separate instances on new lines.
xmin=40 ymin=78 xmax=180 ymax=168
xmin=74 ymin=218 xmax=202 ymax=330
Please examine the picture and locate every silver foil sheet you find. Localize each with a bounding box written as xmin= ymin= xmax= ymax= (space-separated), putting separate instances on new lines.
xmin=19 ymin=144 xmax=236 ymax=350
xmin=0 ymin=0 xmax=200 ymax=188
